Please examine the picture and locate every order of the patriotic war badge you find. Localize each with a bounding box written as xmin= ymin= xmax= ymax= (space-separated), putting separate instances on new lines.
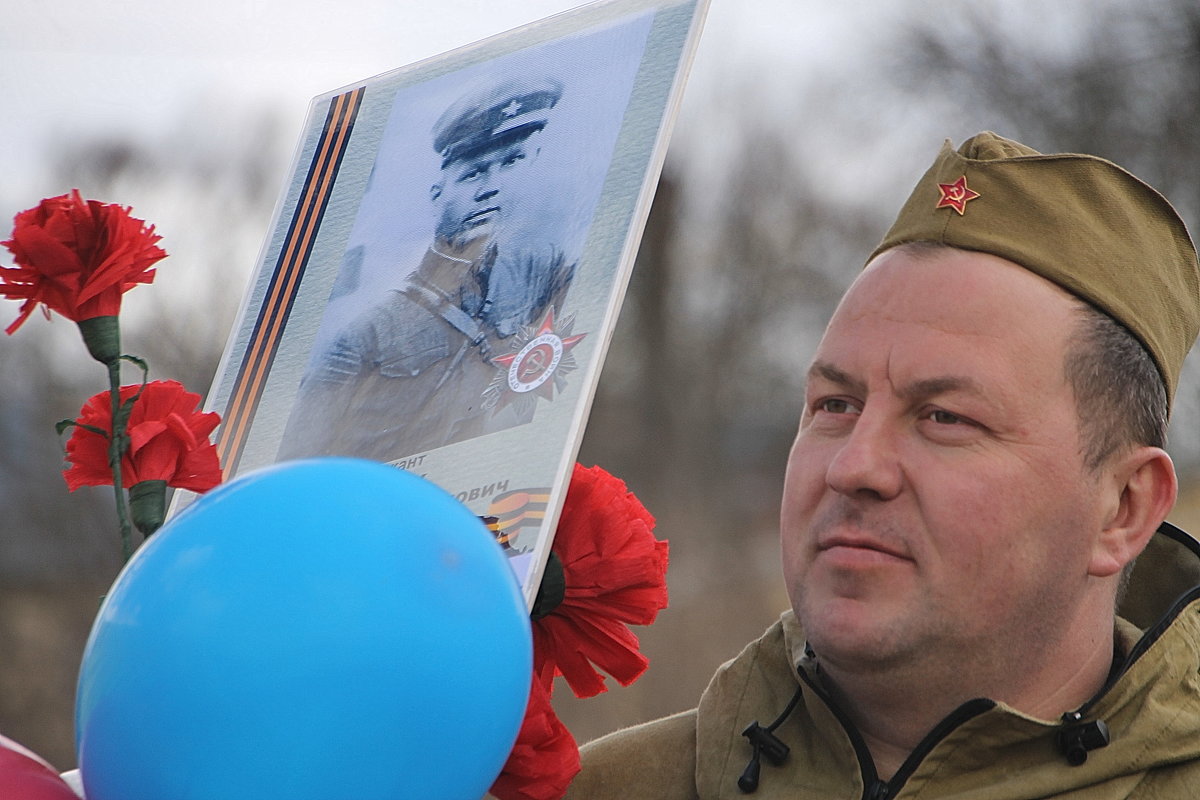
xmin=484 ymin=308 xmax=586 ymax=414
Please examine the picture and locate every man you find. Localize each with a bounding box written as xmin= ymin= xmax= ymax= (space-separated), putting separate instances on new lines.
xmin=278 ymin=77 xmax=575 ymax=462
xmin=566 ymin=132 xmax=1200 ymax=798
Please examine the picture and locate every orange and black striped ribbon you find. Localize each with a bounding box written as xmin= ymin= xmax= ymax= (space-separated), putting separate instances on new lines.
xmin=215 ymin=86 xmax=365 ymax=477
xmin=483 ymin=488 xmax=552 ymax=546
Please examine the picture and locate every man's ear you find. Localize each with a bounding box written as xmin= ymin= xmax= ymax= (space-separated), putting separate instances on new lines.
xmin=1089 ymin=446 xmax=1178 ymax=578
xmin=430 ymin=182 xmax=443 ymax=202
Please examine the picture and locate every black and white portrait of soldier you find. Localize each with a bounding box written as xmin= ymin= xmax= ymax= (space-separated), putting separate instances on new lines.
xmin=278 ymin=77 xmax=577 ymax=461
xmin=276 ymin=15 xmax=654 ymax=464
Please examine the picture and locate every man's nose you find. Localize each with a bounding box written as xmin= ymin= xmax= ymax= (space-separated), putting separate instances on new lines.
xmin=824 ymin=412 xmax=903 ymax=501
xmin=474 ymin=168 xmax=500 ymax=202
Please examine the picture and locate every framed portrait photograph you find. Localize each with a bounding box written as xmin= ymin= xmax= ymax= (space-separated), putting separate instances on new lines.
xmin=196 ymin=0 xmax=710 ymax=604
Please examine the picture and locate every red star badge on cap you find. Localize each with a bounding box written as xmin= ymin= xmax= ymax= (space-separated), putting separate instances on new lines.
xmin=935 ymin=175 xmax=980 ymax=215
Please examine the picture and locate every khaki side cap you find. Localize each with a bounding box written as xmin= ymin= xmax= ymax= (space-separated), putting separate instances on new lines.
xmin=868 ymin=132 xmax=1200 ymax=406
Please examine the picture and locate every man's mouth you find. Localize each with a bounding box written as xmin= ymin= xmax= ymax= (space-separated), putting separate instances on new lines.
xmin=464 ymin=206 xmax=500 ymax=224
xmin=817 ymin=532 xmax=912 ymax=562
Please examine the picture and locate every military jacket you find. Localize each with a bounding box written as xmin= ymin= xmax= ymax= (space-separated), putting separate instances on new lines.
xmin=567 ymin=524 xmax=1200 ymax=799
xmin=278 ymin=236 xmax=573 ymax=462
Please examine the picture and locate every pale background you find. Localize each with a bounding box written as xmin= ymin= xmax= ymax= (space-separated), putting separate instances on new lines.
xmin=3 ymin=0 xmax=1199 ymax=773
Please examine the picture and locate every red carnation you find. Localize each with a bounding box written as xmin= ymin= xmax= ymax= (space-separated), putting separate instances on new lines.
xmin=64 ymin=379 xmax=222 ymax=494
xmin=492 ymin=465 xmax=667 ymax=799
xmin=489 ymin=675 xmax=580 ymax=800
xmin=1 ymin=189 xmax=165 ymax=334
xmin=534 ymin=464 xmax=669 ymax=698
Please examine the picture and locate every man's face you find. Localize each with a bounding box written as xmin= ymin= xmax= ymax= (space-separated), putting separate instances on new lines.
xmin=433 ymin=140 xmax=531 ymax=246
xmin=781 ymin=247 xmax=1112 ymax=677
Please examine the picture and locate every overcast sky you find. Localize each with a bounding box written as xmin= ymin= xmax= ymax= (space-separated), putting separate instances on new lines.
xmin=0 ymin=1 xmax=890 ymax=214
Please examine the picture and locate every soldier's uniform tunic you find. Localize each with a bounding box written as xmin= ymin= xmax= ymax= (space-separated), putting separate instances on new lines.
xmin=278 ymin=235 xmax=572 ymax=461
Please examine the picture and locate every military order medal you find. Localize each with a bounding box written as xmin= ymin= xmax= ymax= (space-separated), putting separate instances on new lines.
xmin=935 ymin=175 xmax=981 ymax=215
xmin=486 ymin=308 xmax=585 ymax=411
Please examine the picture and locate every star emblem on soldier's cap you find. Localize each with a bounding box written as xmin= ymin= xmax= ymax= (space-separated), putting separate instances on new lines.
xmin=935 ymin=175 xmax=981 ymax=215
xmin=500 ymin=100 xmax=522 ymax=118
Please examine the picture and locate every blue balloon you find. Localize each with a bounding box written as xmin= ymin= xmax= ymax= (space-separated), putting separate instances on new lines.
xmin=76 ymin=458 xmax=532 ymax=800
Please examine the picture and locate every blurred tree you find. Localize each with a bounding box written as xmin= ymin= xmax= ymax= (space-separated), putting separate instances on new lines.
xmin=902 ymin=0 xmax=1200 ymax=214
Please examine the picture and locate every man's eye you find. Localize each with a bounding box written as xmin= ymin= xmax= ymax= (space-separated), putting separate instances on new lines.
xmin=818 ymin=398 xmax=858 ymax=415
xmin=928 ymin=409 xmax=966 ymax=425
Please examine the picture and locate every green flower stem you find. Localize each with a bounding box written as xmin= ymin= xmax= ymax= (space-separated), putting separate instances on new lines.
xmin=78 ymin=316 xmax=137 ymax=560
xmin=78 ymin=316 xmax=121 ymax=366
xmin=106 ymin=358 xmax=135 ymax=561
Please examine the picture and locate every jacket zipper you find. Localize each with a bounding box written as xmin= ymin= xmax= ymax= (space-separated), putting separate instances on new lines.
xmin=886 ymin=698 xmax=995 ymax=790
xmin=797 ymin=668 xmax=994 ymax=799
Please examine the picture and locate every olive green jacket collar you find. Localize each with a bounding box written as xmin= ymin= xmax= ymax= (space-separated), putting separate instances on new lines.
xmin=694 ymin=524 xmax=1200 ymax=799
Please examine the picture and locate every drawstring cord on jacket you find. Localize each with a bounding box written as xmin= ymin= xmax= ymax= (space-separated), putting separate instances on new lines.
xmin=738 ymin=683 xmax=804 ymax=793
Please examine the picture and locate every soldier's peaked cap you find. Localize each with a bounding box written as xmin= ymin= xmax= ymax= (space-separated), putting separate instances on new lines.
xmin=869 ymin=131 xmax=1200 ymax=407
xmin=432 ymin=77 xmax=563 ymax=169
